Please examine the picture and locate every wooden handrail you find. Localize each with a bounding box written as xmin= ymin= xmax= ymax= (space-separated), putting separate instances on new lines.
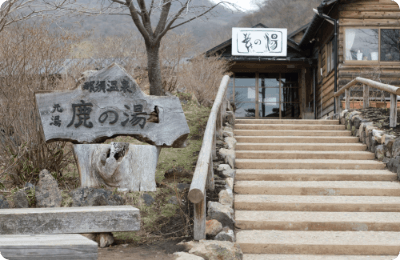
xmin=333 ymin=77 xmax=399 ymax=127
xmin=188 ymin=75 xmax=230 ymax=240
xmin=334 ymin=77 xmax=400 ymax=97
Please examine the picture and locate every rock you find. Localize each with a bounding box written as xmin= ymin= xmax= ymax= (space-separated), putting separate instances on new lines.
xmin=375 ymin=145 xmax=385 ymax=161
xmin=173 ymin=252 xmax=205 ymax=260
xmin=224 ymin=112 xmax=235 ymax=126
xmin=223 ymin=131 xmax=234 ymax=138
xmin=142 ymin=193 xmax=155 ymax=206
xmin=176 ymin=183 xmax=191 ymax=192
xmin=226 ymin=178 xmax=234 ymax=190
xmin=217 ymin=164 xmax=235 ymax=178
xmin=13 ymin=190 xmax=29 ymax=208
xmin=165 ymin=166 xmax=192 ymax=178
xmin=181 ymin=240 xmax=243 ymax=260
xmin=353 ymin=116 xmax=362 ymax=129
xmin=207 ymin=201 xmax=235 ymax=229
xmin=70 ymin=187 xmax=125 ymax=207
xmin=24 ymin=182 xmax=35 ymax=191
xmin=219 ymin=149 xmax=235 ymax=169
xmin=0 ymin=195 xmax=9 ymax=209
xmin=206 ymin=219 xmax=223 ymax=236
xmin=96 ymin=232 xmax=114 ymax=248
xmin=392 ymin=138 xmax=400 ymax=158
xmin=225 ymin=137 xmax=237 ymax=150
xmin=219 ymin=189 xmax=233 ymax=207
xmin=168 ymin=196 xmax=180 ymax=205
xmin=81 ymin=233 xmax=97 ymax=242
xmin=388 ymin=157 xmax=400 ymax=173
xmin=35 ymin=170 xmax=62 ymax=208
xmin=215 ymin=228 xmax=235 ymax=242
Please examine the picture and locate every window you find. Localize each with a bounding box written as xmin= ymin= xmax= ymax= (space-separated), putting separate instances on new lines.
xmin=345 ymin=28 xmax=400 ymax=62
xmin=326 ymin=40 xmax=334 ymax=73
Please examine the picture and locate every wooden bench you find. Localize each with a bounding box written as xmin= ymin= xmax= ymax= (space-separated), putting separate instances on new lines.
xmin=0 ymin=206 xmax=140 ymax=235
xmin=0 ymin=234 xmax=98 ymax=260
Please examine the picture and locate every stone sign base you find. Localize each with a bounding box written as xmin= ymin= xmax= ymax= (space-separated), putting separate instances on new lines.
xmin=74 ymin=142 xmax=160 ymax=192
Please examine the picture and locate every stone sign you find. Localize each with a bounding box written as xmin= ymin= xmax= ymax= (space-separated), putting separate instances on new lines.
xmin=35 ymin=63 xmax=190 ymax=148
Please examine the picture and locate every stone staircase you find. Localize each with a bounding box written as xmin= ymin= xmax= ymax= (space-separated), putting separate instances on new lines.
xmin=234 ymin=119 xmax=400 ymax=259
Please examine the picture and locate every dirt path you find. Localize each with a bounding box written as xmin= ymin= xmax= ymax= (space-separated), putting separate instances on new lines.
xmin=98 ymin=239 xmax=186 ymax=260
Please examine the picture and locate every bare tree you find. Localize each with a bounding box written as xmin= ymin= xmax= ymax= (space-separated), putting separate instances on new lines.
xmin=0 ymin=0 xmax=69 ymax=34
xmin=57 ymin=0 xmax=236 ymax=96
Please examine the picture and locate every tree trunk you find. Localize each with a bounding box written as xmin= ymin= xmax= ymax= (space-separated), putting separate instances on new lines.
xmin=146 ymin=43 xmax=164 ymax=96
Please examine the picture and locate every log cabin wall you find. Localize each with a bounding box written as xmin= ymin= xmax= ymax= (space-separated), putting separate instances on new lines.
xmin=338 ymin=0 xmax=400 ymax=99
xmin=313 ymin=0 xmax=400 ymax=117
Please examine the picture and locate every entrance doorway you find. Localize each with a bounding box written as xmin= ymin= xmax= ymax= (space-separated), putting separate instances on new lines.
xmin=229 ymin=72 xmax=300 ymax=119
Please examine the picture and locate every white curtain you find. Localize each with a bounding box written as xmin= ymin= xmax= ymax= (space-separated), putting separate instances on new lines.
xmin=346 ymin=29 xmax=356 ymax=60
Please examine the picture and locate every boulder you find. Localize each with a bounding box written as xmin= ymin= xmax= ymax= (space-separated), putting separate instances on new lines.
xmin=181 ymin=240 xmax=243 ymax=260
xmin=173 ymin=252 xmax=205 ymax=260
xmin=70 ymin=187 xmax=125 ymax=207
xmin=224 ymin=112 xmax=235 ymax=126
xmin=168 ymin=196 xmax=180 ymax=205
xmin=392 ymin=138 xmax=400 ymax=158
xmin=219 ymin=189 xmax=233 ymax=207
xmin=215 ymin=228 xmax=235 ymax=242
xmin=35 ymin=170 xmax=62 ymax=208
xmin=142 ymin=193 xmax=155 ymax=206
xmin=219 ymin=149 xmax=235 ymax=169
xmin=96 ymin=232 xmax=114 ymax=248
xmin=207 ymin=201 xmax=235 ymax=229
xmin=225 ymin=178 xmax=234 ymax=190
xmin=0 ymin=195 xmax=9 ymax=209
xmin=225 ymin=137 xmax=237 ymax=150
xmin=217 ymin=164 xmax=235 ymax=178
xmin=223 ymin=131 xmax=234 ymax=138
xmin=375 ymin=145 xmax=385 ymax=161
xmin=206 ymin=219 xmax=223 ymax=236
xmin=176 ymin=183 xmax=191 ymax=192
xmin=13 ymin=190 xmax=29 ymax=208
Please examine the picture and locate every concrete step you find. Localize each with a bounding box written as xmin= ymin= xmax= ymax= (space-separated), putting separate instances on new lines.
xmin=236 ymin=151 xmax=375 ymax=160
xmin=236 ymin=211 xmax=400 ymax=231
xmin=234 ymin=194 xmax=400 ymax=212
xmin=235 ymin=136 xmax=359 ymax=143
xmin=234 ymin=130 xmax=351 ymax=136
xmin=0 ymin=234 xmax=98 ymax=260
xmin=235 ymin=119 xmax=339 ymax=125
xmin=0 ymin=206 xmax=140 ymax=235
xmin=236 ymin=159 xmax=386 ymax=170
xmin=234 ymin=181 xmax=400 ymax=196
xmin=235 ymin=124 xmax=345 ymax=130
xmin=243 ymin=255 xmax=397 ymax=260
xmin=236 ymin=230 xmax=400 ymax=255
xmin=236 ymin=143 xmax=367 ymax=151
xmin=235 ymin=169 xmax=397 ymax=182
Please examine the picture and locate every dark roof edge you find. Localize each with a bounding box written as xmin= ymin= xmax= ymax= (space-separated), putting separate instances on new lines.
xmin=298 ymin=0 xmax=338 ymax=49
xmin=288 ymin=23 xmax=310 ymax=39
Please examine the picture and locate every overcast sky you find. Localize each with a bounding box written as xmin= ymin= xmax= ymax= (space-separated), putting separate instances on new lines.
xmin=209 ymin=0 xmax=262 ymax=11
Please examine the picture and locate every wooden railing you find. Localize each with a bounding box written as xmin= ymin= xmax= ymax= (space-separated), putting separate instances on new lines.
xmin=334 ymin=77 xmax=400 ymax=127
xmin=188 ymin=75 xmax=230 ymax=240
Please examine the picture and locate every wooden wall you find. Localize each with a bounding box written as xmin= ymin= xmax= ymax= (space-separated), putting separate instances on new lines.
xmin=315 ymin=0 xmax=400 ymax=117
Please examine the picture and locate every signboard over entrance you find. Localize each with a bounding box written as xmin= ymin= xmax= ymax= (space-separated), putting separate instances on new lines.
xmin=232 ymin=28 xmax=287 ymax=57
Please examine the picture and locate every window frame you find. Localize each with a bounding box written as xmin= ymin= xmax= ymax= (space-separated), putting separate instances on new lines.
xmin=344 ymin=27 xmax=400 ymax=64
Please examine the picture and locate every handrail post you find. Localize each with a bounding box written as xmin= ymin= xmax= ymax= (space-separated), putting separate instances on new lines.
xmin=363 ymin=85 xmax=370 ymax=108
xmin=345 ymin=89 xmax=350 ymax=110
xmin=390 ymin=93 xmax=397 ymax=128
xmin=193 ymin=193 xmax=206 ymax=241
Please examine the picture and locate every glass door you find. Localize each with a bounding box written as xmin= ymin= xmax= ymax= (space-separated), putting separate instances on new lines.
xmin=230 ymin=72 xmax=300 ymax=119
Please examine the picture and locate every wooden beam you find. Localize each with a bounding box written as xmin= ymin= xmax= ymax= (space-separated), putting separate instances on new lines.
xmin=0 ymin=234 xmax=97 ymax=259
xmin=189 ymin=75 xmax=230 ymax=204
xmin=0 ymin=206 xmax=140 ymax=235
xmin=390 ymin=93 xmax=398 ymax=128
xmin=363 ymin=85 xmax=370 ymax=108
xmin=193 ymin=193 xmax=206 ymax=241
xmin=345 ymin=89 xmax=351 ymax=110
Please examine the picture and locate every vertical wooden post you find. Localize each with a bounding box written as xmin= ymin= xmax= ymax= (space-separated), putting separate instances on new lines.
xmin=390 ymin=93 xmax=398 ymax=128
xmin=193 ymin=193 xmax=206 ymax=241
xmin=335 ymin=96 xmax=342 ymax=115
xmin=212 ymin=125 xmax=217 ymax=160
xmin=206 ymin=156 xmax=215 ymax=191
xmin=345 ymin=89 xmax=350 ymax=110
xmin=363 ymin=85 xmax=370 ymax=108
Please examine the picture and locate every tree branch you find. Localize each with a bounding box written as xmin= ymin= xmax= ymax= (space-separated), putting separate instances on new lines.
xmin=126 ymin=0 xmax=151 ymax=43
xmin=136 ymin=0 xmax=153 ymax=35
xmin=154 ymin=0 xmax=173 ymax=40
